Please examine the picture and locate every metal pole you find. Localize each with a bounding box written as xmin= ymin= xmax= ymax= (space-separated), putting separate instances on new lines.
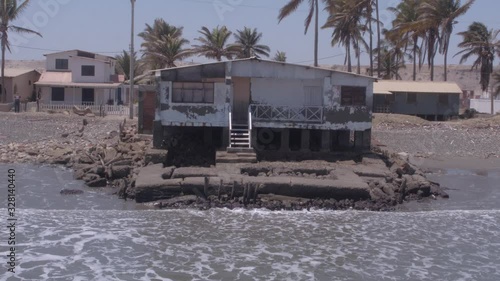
xmin=129 ymin=0 xmax=136 ymax=119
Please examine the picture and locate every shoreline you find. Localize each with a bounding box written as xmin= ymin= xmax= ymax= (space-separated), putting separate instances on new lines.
xmin=2 ymin=112 xmax=499 ymax=212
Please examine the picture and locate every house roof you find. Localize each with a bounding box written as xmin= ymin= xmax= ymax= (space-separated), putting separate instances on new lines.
xmin=1 ymin=68 xmax=39 ymax=78
xmin=43 ymin=49 xmax=116 ymax=61
xmin=155 ymin=57 xmax=377 ymax=80
xmin=35 ymin=72 xmax=122 ymax=88
xmin=374 ymin=80 xmax=463 ymax=95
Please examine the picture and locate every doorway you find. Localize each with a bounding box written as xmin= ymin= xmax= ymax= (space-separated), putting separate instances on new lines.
xmin=232 ymin=77 xmax=251 ymax=124
xmin=82 ymin=88 xmax=95 ymax=105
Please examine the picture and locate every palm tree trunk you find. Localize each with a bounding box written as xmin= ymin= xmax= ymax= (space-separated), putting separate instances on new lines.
xmin=314 ymin=0 xmax=319 ymax=67
xmin=368 ymin=2 xmax=373 ymax=76
xmin=1 ymin=39 xmax=5 ymax=103
xmin=347 ymin=41 xmax=352 ymax=73
xmin=357 ymin=47 xmax=361 ymax=75
xmin=444 ymin=44 xmax=448 ymax=81
xmin=375 ymin=0 xmax=381 ymax=78
xmin=413 ymin=38 xmax=417 ymax=81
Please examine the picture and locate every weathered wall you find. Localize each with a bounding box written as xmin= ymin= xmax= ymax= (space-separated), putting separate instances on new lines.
xmin=10 ymin=71 xmax=40 ymax=102
xmin=391 ymin=93 xmax=459 ymax=116
xmin=251 ymin=78 xmax=323 ymax=106
xmin=157 ymin=81 xmax=228 ymax=127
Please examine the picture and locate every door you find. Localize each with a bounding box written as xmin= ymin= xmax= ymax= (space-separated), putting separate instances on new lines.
xmin=82 ymin=88 xmax=95 ymax=105
xmin=232 ymin=77 xmax=251 ymax=123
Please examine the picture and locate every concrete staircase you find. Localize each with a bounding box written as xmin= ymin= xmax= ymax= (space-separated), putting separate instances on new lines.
xmin=216 ymin=147 xmax=257 ymax=164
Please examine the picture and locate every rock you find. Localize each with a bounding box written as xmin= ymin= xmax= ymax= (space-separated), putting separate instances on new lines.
xmin=82 ymin=173 xmax=100 ymax=183
xmin=111 ymin=165 xmax=131 ymax=179
xmin=61 ymin=133 xmax=69 ymax=138
xmin=104 ymin=147 xmax=118 ymax=163
xmin=86 ymin=113 xmax=96 ymax=117
xmin=74 ymin=169 xmax=86 ymax=180
xmin=144 ymin=149 xmax=168 ymax=165
xmin=60 ymin=189 xmax=84 ymax=195
xmin=87 ymin=178 xmax=107 ymax=188
xmin=89 ymin=166 xmax=105 ymax=177
xmin=51 ymin=156 xmax=71 ymax=165
xmin=161 ymin=166 xmax=175 ymax=179
xmin=370 ymin=187 xmax=389 ymax=201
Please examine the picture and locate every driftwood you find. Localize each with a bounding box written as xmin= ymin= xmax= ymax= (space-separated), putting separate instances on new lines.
xmin=73 ymin=105 xmax=92 ymax=116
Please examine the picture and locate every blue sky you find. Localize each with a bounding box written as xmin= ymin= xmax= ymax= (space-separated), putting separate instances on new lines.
xmin=8 ymin=0 xmax=500 ymax=66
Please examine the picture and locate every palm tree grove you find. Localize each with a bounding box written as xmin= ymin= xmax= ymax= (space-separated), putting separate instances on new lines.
xmin=112 ymin=0 xmax=500 ymax=98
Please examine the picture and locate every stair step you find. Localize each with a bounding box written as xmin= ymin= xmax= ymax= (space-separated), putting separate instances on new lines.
xmin=231 ymin=137 xmax=250 ymax=140
xmin=227 ymin=147 xmax=255 ymax=153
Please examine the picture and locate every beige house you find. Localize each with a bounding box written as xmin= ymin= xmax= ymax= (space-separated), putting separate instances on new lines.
xmin=35 ymin=50 xmax=124 ymax=106
xmin=1 ymin=68 xmax=41 ymax=103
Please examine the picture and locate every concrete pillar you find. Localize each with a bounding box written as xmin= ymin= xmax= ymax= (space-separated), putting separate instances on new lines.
xmin=280 ymin=129 xmax=290 ymax=152
xmin=222 ymin=127 xmax=230 ymax=149
xmin=204 ymin=127 xmax=213 ymax=146
xmin=338 ymin=131 xmax=351 ymax=148
xmin=354 ymin=131 xmax=364 ymax=149
xmin=300 ymin=129 xmax=310 ymax=152
xmin=363 ymin=129 xmax=372 ymax=150
xmin=321 ymin=130 xmax=331 ymax=152
xmin=152 ymin=121 xmax=163 ymax=148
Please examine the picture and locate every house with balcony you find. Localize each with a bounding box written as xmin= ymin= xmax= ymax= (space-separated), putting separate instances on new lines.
xmin=35 ymin=50 xmax=124 ymax=106
xmin=153 ymin=58 xmax=375 ymax=161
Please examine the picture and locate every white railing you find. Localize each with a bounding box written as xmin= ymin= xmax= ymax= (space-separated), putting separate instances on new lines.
xmin=250 ymin=105 xmax=324 ymax=123
xmin=228 ymin=106 xmax=232 ymax=147
xmin=35 ymin=103 xmax=138 ymax=116
xmin=248 ymin=105 xmax=252 ymax=148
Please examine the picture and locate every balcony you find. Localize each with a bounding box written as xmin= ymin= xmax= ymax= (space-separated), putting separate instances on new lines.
xmin=250 ymin=104 xmax=323 ymax=124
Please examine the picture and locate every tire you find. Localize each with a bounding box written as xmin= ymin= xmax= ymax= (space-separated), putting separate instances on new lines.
xmin=258 ymin=128 xmax=274 ymax=144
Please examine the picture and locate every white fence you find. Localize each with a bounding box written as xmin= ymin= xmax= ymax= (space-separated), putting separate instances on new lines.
xmin=470 ymin=99 xmax=500 ymax=114
xmin=251 ymin=105 xmax=324 ymax=123
xmin=26 ymin=102 xmax=138 ymax=117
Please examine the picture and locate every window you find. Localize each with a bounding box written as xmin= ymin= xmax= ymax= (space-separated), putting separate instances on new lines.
xmin=341 ymin=86 xmax=366 ymax=106
xmin=407 ymin=93 xmax=417 ymax=104
xmin=172 ymin=82 xmax=214 ymax=103
xmin=51 ymin=87 xmax=65 ymax=101
xmin=82 ymin=65 xmax=95 ymax=76
xmin=55 ymin=59 xmax=68 ymax=70
xmin=439 ymin=94 xmax=448 ymax=105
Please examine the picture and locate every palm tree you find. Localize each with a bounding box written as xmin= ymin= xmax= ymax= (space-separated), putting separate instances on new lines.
xmin=455 ymin=22 xmax=500 ymax=98
xmin=231 ymin=27 xmax=270 ymax=59
xmin=192 ymin=26 xmax=237 ymax=61
xmin=274 ymin=51 xmax=287 ymax=62
xmin=375 ymin=39 xmax=406 ymax=80
xmin=387 ymin=0 xmax=423 ymax=81
xmin=278 ymin=0 xmax=325 ymax=67
xmin=417 ymin=0 xmax=475 ymax=81
xmin=139 ymin=18 xmax=187 ymax=69
xmin=115 ymin=51 xmax=145 ymax=80
xmin=323 ymin=0 xmax=367 ymax=73
xmin=1 ymin=0 xmax=41 ymax=102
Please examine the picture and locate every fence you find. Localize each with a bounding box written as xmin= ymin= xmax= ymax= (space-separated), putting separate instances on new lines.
xmin=470 ymin=99 xmax=500 ymax=114
xmin=25 ymin=102 xmax=139 ymax=117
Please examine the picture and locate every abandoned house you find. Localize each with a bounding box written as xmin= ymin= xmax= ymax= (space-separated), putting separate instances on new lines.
xmin=373 ymin=80 xmax=461 ymax=120
xmin=153 ymin=58 xmax=375 ymax=160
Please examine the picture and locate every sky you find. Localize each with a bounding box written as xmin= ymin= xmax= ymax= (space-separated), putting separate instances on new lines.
xmin=7 ymin=0 xmax=500 ymax=67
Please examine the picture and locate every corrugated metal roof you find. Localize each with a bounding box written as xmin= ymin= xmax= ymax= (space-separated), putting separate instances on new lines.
xmin=35 ymin=72 xmax=121 ymax=88
xmin=1 ymin=68 xmax=38 ymax=77
xmin=155 ymin=57 xmax=377 ymax=80
xmin=374 ymin=80 xmax=462 ymax=95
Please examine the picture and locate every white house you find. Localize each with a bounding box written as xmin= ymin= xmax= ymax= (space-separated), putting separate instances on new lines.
xmin=35 ymin=50 xmax=124 ymax=106
xmin=153 ymin=58 xmax=375 ymax=155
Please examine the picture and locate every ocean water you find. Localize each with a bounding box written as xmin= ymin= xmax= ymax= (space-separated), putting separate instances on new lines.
xmin=0 ymin=165 xmax=499 ymax=281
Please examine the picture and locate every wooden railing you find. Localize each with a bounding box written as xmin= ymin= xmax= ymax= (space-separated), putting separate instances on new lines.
xmin=250 ymin=105 xmax=323 ymax=123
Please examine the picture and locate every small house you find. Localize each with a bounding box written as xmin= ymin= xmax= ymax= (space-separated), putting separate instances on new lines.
xmin=0 ymin=68 xmax=41 ymax=106
xmin=153 ymin=58 xmax=375 ymax=156
xmin=373 ymin=80 xmax=462 ymax=120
